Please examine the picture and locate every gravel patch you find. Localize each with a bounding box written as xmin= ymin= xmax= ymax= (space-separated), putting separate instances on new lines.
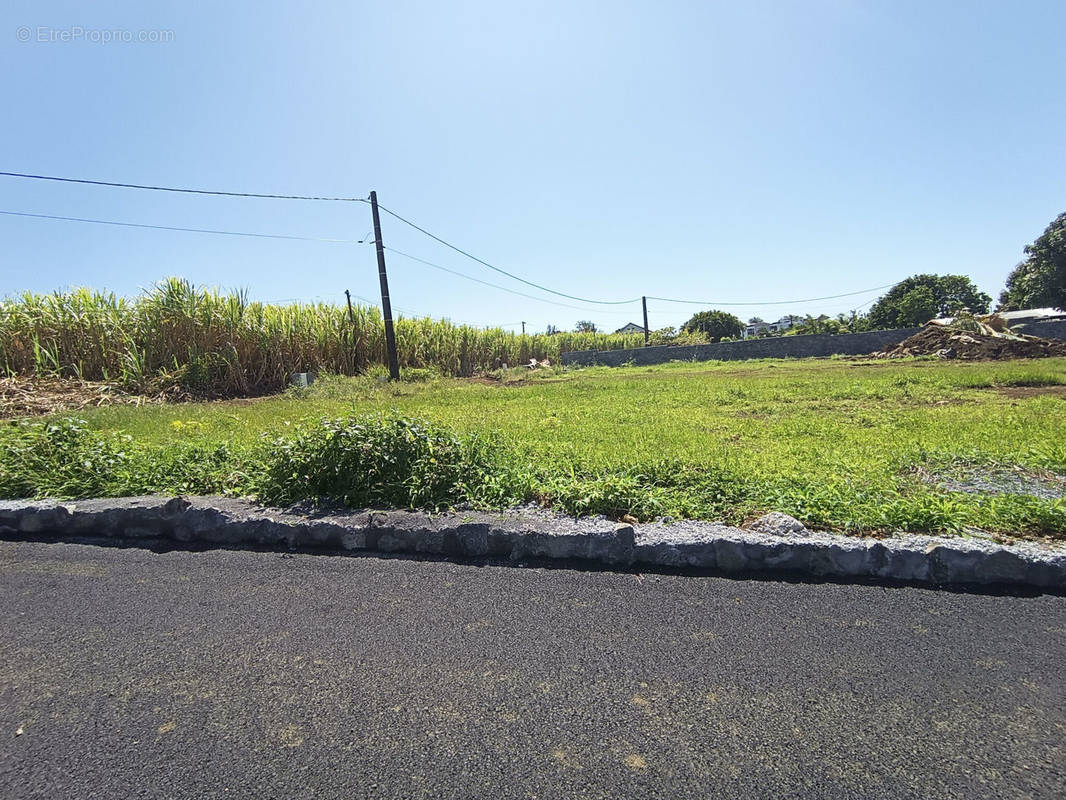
xmin=921 ymin=465 xmax=1066 ymax=501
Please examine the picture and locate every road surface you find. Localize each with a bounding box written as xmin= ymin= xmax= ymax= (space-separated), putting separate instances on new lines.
xmin=1 ymin=540 xmax=1064 ymax=798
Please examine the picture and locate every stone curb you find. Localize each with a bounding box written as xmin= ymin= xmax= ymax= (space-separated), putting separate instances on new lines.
xmin=0 ymin=496 xmax=1064 ymax=588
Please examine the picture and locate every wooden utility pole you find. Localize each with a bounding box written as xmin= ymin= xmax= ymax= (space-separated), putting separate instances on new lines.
xmin=344 ymin=289 xmax=356 ymax=325
xmin=344 ymin=289 xmax=357 ymax=369
xmin=521 ymin=321 xmax=526 ymax=335
xmin=369 ymin=191 xmax=400 ymax=381
xmin=642 ymin=296 xmax=650 ymax=346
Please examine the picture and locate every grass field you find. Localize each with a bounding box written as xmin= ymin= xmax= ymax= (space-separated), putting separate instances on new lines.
xmin=3 ymin=356 xmax=1065 ymax=539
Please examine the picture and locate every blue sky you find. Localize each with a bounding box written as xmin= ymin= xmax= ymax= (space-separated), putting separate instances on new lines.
xmin=2 ymin=0 xmax=1063 ymax=333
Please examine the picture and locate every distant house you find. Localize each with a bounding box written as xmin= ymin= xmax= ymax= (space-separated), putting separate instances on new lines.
xmin=742 ymin=315 xmax=802 ymax=339
xmin=995 ymin=307 xmax=1066 ymax=327
xmin=614 ymin=322 xmax=645 ymax=334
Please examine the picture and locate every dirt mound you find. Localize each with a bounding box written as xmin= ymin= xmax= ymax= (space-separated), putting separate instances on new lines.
xmin=875 ymin=325 xmax=1066 ymax=360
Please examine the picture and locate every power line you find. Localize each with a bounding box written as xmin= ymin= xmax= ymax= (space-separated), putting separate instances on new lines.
xmin=5 ymin=205 xmax=894 ymax=311
xmin=346 ymin=292 xmax=422 ymax=318
xmin=0 ymin=209 xmax=368 ymax=243
xmin=345 ymin=290 xmax=515 ymax=328
xmin=848 ymin=295 xmax=880 ymax=312
xmin=375 ymin=202 xmax=897 ymax=309
xmin=375 ymin=202 xmax=641 ymax=306
xmin=385 ymin=246 xmax=635 ymax=316
xmin=0 ymin=170 xmax=899 ymax=309
xmin=646 ymin=283 xmax=896 ymax=307
xmin=0 ymin=204 xmax=629 ymax=317
xmin=0 ymin=170 xmax=369 ymax=203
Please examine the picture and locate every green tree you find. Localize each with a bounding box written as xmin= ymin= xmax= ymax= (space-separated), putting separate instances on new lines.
xmin=789 ymin=314 xmax=847 ymax=335
xmin=998 ymin=212 xmax=1066 ymax=311
xmin=867 ymin=274 xmax=990 ymax=329
xmin=574 ymin=320 xmax=597 ymax=333
xmin=895 ymin=286 xmax=938 ymax=328
xmin=840 ymin=310 xmax=871 ymax=332
xmin=681 ymin=310 xmax=743 ymax=342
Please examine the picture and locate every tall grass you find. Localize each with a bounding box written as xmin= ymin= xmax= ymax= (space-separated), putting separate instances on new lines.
xmin=0 ymin=279 xmax=643 ymax=395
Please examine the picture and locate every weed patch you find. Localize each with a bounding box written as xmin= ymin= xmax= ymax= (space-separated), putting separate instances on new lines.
xmin=253 ymin=414 xmax=508 ymax=509
xmin=0 ymin=418 xmax=249 ymax=498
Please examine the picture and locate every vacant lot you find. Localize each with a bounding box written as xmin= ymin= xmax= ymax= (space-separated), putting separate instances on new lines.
xmin=3 ymin=357 xmax=1065 ymax=538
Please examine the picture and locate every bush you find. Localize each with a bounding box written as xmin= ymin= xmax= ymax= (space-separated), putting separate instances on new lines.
xmin=253 ymin=414 xmax=507 ymax=509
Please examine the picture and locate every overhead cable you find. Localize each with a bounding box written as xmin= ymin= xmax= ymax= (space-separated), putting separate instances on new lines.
xmin=0 ymin=170 xmax=368 ymax=203
xmin=1 ymin=170 xmax=900 ymax=309
xmin=646 ymin=284 xmax=897 ymax=306
xmin=385 ymin=246 xmax=634 ymax=316
xmin=375 ymin=202 xmax=641 ymax=306
xmin=0 ymin=209 xmax=367 ymax=243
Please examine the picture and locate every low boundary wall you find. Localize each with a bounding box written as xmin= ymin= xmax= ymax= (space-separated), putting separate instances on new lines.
xmin=561 ymin=327 xmax=923 ymax=367
xmin=562 ymin=320 xmax=1066 ymax=368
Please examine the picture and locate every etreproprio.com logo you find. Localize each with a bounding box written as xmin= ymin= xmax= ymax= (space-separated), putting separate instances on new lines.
xmin=16 ymin=26 xmax=175 ymax=44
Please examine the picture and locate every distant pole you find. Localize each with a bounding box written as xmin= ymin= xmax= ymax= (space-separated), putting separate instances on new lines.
xmin=521 ymin=321 xmax=526 ymax=335
xmin=344 ymin=289 xmax=356 ymax=325
xmin=369 ymin=191 xmax=400 ymax=381
xmin=642 ymin=296 xmax=650 ymax=346
xmin=344 ymin=289 xmax=358 ymax=372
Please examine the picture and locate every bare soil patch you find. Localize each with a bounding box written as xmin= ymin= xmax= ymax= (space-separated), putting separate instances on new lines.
xmin=993 ymin=385 xmax=1066 ymax=400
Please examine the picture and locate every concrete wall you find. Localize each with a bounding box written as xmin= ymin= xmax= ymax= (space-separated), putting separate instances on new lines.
xmin=562 ymin=320 xmax=1066 ymax=368
xmin=562 ymin=327 xmax=923 ymax=367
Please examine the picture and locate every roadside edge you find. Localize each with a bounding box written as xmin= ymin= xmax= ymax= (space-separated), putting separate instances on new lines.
xmin=0 ymin=495 xmax=1063 ymax=588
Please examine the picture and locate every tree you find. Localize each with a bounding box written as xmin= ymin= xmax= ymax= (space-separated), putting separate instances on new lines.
xmin=574 ymin=320 xmax=597 ymax=333
xmin=867 ymin=274 xmax=990 ymax=329
xmin=998 ymin=212 xmax=1066 ymax=311
xmin=545 ymin=324 xmax=560 ymax=335
xmin=840 ymin=310 xmax=871 ymax=333
xmin=648 ymin=326 xmax=679 ymax=345
xmin=790 ymin=314 xmax=844 ymax=336
xmin=895 ymin=286 xmax=938 ymax=328
xmin=681 ymin=310 xmax=743 ymax=342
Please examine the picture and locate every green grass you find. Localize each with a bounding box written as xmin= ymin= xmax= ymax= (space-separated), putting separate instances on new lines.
xmin=3 ymin=356 xmax=1066 ymax=538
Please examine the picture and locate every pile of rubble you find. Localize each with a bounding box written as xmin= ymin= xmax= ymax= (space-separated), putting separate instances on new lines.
xmin=874 ymin=313 xmax=1066 ymax=360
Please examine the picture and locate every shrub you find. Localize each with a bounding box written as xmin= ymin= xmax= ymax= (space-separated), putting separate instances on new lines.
xmin=253 ymin=414 xmax=506 ymax=509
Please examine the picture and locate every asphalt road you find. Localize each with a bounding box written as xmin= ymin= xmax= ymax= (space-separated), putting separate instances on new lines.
xmin=1 ymin=541 xmax=1064 ymax=799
